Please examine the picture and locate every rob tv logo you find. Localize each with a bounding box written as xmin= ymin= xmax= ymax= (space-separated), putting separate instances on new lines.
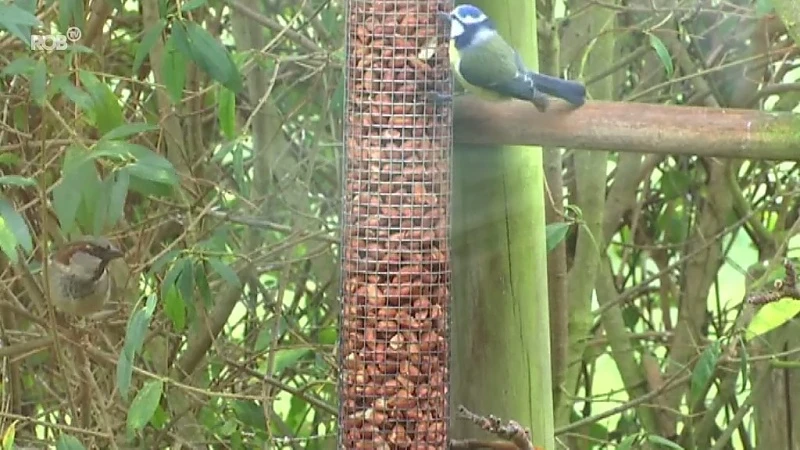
xmin=30 ymin=27 xmax=81 ymax=51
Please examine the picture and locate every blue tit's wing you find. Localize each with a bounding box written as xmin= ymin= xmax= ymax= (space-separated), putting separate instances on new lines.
xmin=512 ymin=51 xmax=586 ymax=107
xmin=457 ymin=38 xmax=542 ymax=104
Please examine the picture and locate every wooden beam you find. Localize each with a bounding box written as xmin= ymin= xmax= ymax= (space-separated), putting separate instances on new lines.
xmin=453 ymin=97 xmax=800 ymax=161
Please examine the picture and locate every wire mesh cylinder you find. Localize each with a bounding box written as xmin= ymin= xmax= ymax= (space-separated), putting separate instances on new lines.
xmin=339 ymin=0 xmax=452 ymax=448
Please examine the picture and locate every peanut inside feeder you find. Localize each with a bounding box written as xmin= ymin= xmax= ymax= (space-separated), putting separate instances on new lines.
xmin=340 ymin=0 xmax=453 ymax=448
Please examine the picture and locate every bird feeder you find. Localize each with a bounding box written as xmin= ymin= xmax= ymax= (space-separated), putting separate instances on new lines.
xmin=338 ymin=0 xmax=453 ymax=448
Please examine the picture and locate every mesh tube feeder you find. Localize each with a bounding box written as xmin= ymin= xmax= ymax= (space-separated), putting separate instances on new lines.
xmin=339 ymin=0 xmax=453 ymax=448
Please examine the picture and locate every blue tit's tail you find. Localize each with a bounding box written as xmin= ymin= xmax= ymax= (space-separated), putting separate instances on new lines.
xmin=530 ymin=72 xmax=586 ymax=107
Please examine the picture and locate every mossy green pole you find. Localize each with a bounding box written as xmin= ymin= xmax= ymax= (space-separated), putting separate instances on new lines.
xmin=450 ymin=0 xmax=554 ymax=448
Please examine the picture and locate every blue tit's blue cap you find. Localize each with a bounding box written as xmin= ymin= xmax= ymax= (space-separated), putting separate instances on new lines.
xmin=453 ymin=4 xmax=485 ymax=20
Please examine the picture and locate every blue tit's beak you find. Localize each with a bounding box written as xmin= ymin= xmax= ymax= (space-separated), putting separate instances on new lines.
xmin=436 ymin=11 xmax=451 ymax=22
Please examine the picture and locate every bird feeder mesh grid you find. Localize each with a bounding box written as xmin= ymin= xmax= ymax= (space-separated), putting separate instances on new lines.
xmin=339 ymin=0 xmax=453 ymax=448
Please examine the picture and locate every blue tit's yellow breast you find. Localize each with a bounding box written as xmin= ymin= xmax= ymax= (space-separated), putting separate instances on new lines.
xmin=448 ymin=41 xmax=504 ymax=100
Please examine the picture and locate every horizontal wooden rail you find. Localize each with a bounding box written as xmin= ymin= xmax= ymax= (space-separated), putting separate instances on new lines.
xmin=453 ymin=97 xmax=800 ymax=161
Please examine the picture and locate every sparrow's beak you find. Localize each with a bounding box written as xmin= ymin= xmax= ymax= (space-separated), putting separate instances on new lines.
xmin=103 ymin=246 xmax=124 ymax=260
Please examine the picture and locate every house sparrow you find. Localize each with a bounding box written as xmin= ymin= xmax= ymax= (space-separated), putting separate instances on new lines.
xmin=46 ymin=237 xmax=124 ymax=316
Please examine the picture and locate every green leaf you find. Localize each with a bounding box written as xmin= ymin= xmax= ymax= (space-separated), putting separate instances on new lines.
xmin=320 ymin=7 xmax=340 ymax=38
xmin=618 ymin=435 xmax=637 ymax=450
xmin=78 ymin=70 xmax=123 ymax=134
xmin=232 ymin=400 xmax=267 ymax=433
xmin=151 ymin=249 xmax=181 ymax=274
xmin=52 ymin=145 xmax=95 ymax=234
xmin=545 ymin=222 xmax=570 ymax=252
xmin=149 ymin=405 xmax=168 ymax=429
xmin=647 ymin=33 xmax=673 ymax=78
xmin=5 ymin=23 xmax=32 ymax=49
xmin=127 ymin=162 xmax=179 ymax=188
xmin=11 ymin=106 xmax=29 ymax=134
xmin=218 ymin=418 xmax=238 ymax=438
xmin=30 ymin=59 xmax=47 ymax=105
xmin=157 ymin=0 xmax=173 ymax=17
xmin=745 ymin=298 xmax=800 ymax=340
xmin=330 ymin=80 xmax=344 ymax=123
xmin=331 ymin=48 xmax=345 ymax=65
xmin=117 ymin=297 xmax=156 ymax=399
xmin=0 ymin=3 xmax=42 ymax=47
xmin=74 ymin=167 xmax=103 ymax=235
xmin=106 ymin=168 xmax=129 ymax=226
xmin=0 ymin=176 xmax=35 ymax=187
xmin=16 ymin=0 xmax=36 ymax=14
xmin=133 ymin=20 xmax=167 ymax=73
xmin=66 ymin=44 xmax=94 ymax=55
xmin=195 ymin=261 xmax=212 ymax=307
xmin=58 ymin=0 xmax=85 ymax=32
xmin=117 ymin=146 xmax=176 ymax=194
xmin=738 ymin=340 xmax=748 ymax=394
xmin=87 ymin=140 xmax=179 ymax=187
xmin=0 ymin=2 xmax=41 ymax=26
xmin=163 ymin=32 xmax=187 ymax=104
xmin=116 ymin=345 xmax=134 ymax=399
xmin=690 ymin=341 xmax=720 ymax=404
xmin=0 ymin=227 xmax=18 ymax=264
xmin=0 ymin=197 xmax=32 ymax=256
xmin=231 ymin=142 xmax=248 ymax=197
xmin=657 ymin=204 xmax=687 ymax=245
xmin=127 ymin=380 xmax=164 ymax=433
xmin=161 ymin=255 xmax=186 ymax=290
xmin=144 ymin=292 xmax=157 ymax=315
xmin=89 ymin=140 xmax=156 ymax=162
xmin=1 ymin=56 xmax=36 ymax=77
xmin=622 ymin=304 xmax=640 ymax=330
xmin=100 ymin=122 xmax=159 ymax=142
xmin=168 ymin=16 xmax=191 ymax=54
xmin=660 ymin=171 xmax=692 ymax=198
xmin=176 ymin=258 xmax=195 ymax=305
xmin=1 ymin=420 xmax=15 ymax=449
xmin=212 ymin=141 xmax=235 ymax=163
xmin=317 ymin=327 xmax=337 ymax=346
xmin=91 ymin=177 xmax=111 ymax=236
xmin=180 ymin=0 xmax=208 ymax=12
xmin=120 ymin=301 xmax=155 ymax=343
xmin=217 ymin=86 xmax=236 ymax=140
xmin=208 ymin=257 xmax=240 ymax=287
xmin=647 ymin=434 xmax=685 ymax=449
xmin=52 ymin=75 xmax=94 ymax=112
xmin=163 ymin=285 xmax=186 ymax=331
xmin=161 ymin=257 xmax=187 ymax=329
xmin=172 ymin=21 xmax=243 ymax=93
xmin=254 ymin=318 xmax=289 ymax=352
xmin=285 ymin=395 xmax=309 ymax=430
xmin=584 ymin=419 xmax=610 ymax=444
xmin=756 ymin=0 xmax=773 ymax=17
xmin=55 ymin=434 xmax=87 ymax=450
xmin=272 ymin=349 xmax=311 ymax=375
xmin=0 ymin=153 xmax=22 ymax=168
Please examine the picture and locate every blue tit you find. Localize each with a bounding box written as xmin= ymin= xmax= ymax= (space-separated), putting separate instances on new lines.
xmin=437 ymin=4 xmax=586 ymax=112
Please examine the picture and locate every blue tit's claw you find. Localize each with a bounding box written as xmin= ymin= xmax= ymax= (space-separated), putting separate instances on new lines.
xmin=532 ymin=92 xmax=549 ymax=113
xmin=426 ymin=91 xmax=453 ymax=105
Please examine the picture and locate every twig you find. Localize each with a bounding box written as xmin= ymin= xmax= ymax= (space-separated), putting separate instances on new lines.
xmin=450 ymin=405 xmax=542 ymax=450
xmin=747 ymin=259 xmax=800 ymax=305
